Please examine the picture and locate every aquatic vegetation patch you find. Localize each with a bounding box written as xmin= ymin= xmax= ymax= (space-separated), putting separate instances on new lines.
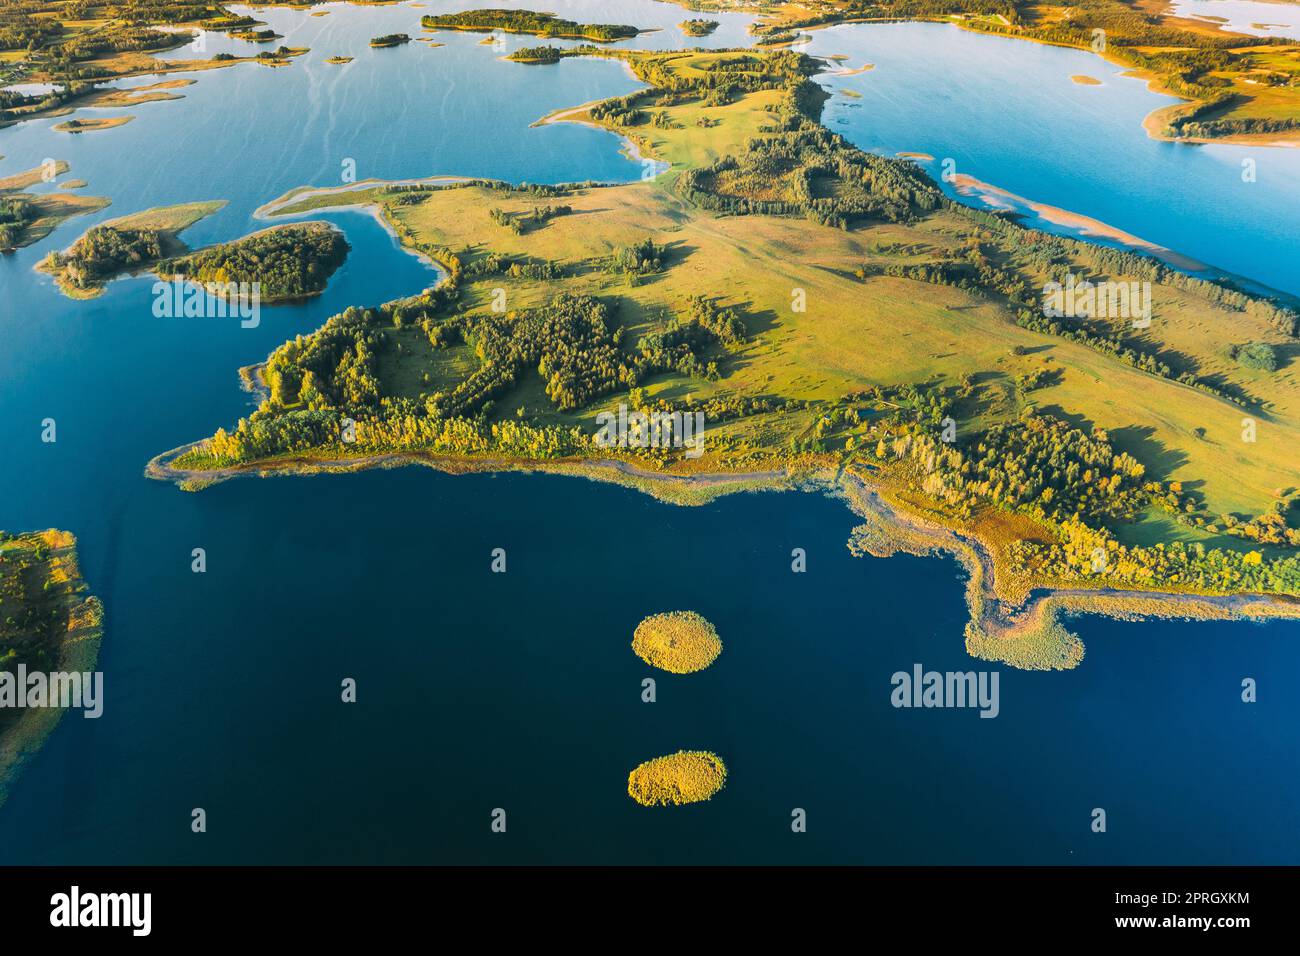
xmin=632 ymin=611 xmax=722 ymax=673
xmin=627 ymin=751 xmax=727 ymax=806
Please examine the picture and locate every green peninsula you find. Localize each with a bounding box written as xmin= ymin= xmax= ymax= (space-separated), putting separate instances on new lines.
xmin=0 ymin=160 xmax=109 ymax=252
xmin=151 ymin=47 xmax=1300 ymax=667
xmin=680 ymin=19 xmax=721 ymax=38
xmin=160 ymin=221 xmax=350 ymax=303
xmin=633 ymin=611 xmax=722 ymax=673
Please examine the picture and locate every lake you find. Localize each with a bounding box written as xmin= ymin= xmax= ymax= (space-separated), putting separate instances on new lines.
xmin=0 ymin=0 xmax=1296 ymax=864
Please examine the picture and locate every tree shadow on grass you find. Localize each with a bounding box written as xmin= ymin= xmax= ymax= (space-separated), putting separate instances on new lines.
xmin=1031 ymin=406 xmax=1190 ymax=481
xmin=1107 ymin=424 xmax=1191 ymax=483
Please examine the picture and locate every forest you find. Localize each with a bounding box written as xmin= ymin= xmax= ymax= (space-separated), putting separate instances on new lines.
xmin=856 ymin=388 xmax=1300 ymax=593
xmin=160 ymin=222 xmax=349 ymax=301
xmin=420 ymin=9 xmax=641 ymax=42
xmin=189 ymin=273 xmax=756 ymax=469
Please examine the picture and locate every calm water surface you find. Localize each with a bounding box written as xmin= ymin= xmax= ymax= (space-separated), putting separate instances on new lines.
xmin=0 ymin=0 xmax=1296 ymax=864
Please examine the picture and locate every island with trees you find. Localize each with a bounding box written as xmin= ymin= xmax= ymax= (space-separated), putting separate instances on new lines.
xmin=0 ymin=529 xmax=103 ymax=809
xmin=128 ymin=44 xmax=1300 ymax=666
xmin=160 ymin=222 xmax=350 ymax=303
xmin=628 ymin=751 xmax=728 ymax=806
xmin=632 ymin=611 xmax=723 ymax=673
xmin=680 ymin=19 xmax=720 ymax=38
xmin=420 ymin=9 xmax=643 ymax=43
xmin=2 ymin=2 xmax=1294 ymax=145
xmin=0 ymin=159 xmax=109 ymax=252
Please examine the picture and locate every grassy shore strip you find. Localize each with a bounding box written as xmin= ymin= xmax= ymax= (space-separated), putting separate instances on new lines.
xmin=35 ymin=200 xmax=228 ymax=299
xmin=0 ymin=530 xmax=104 ymax=809
xmin=948 ymin=173 xmax=1209 ymax=273
xmin=250 ymin=177 xmax=472 ymax=219
xmin=144 ymin=437 xmax=792 ymax=503
xmin=0 ymin=160 xmax=69 ymax=192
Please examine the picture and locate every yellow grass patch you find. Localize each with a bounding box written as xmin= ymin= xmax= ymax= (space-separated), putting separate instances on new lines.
xmin=627 ymin=751 xmax=728 ymax=806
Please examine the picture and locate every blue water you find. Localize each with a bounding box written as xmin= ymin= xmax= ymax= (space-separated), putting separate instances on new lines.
xmin=806 ymin=22 xmax=1300 ymax=296
xmin=0 ymin=1 xmax=1297 ymax=864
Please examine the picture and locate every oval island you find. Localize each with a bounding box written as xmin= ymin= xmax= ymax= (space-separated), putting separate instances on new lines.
xmin=631 ymin=610 xmax=721 ymax=673
xmin=627 ymin=751 xmax=727 ymax=807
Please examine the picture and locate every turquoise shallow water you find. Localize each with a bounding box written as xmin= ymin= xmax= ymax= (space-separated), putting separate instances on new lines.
xmin=0 ymin=1 xmax=1297 ymax=864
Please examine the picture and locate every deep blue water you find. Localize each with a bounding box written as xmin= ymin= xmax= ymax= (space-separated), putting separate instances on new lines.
xmin=0 ymin=1 xmax=1297 ymax=864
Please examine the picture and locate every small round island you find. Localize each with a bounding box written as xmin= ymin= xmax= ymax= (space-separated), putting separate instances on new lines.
xmin=631 ymin=610 xmax=722 ymax=674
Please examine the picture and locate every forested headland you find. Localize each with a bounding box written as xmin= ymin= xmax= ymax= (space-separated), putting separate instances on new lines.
xmin=161 ymin=222 xmax=350 ymax=302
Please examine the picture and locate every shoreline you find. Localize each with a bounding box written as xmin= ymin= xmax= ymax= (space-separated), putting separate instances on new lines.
xmin=3 ymin=4 xmax=1293 ymax=148
xmin=144 ymin=439 xmax=1300 ymax=669
xmin=131 ymin=39 xmax=1300 ymax=671
xmin=532 ymin=98 xmax=670 ymax=179
xmin=420 ymin=22 xmax=657 ymax=44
